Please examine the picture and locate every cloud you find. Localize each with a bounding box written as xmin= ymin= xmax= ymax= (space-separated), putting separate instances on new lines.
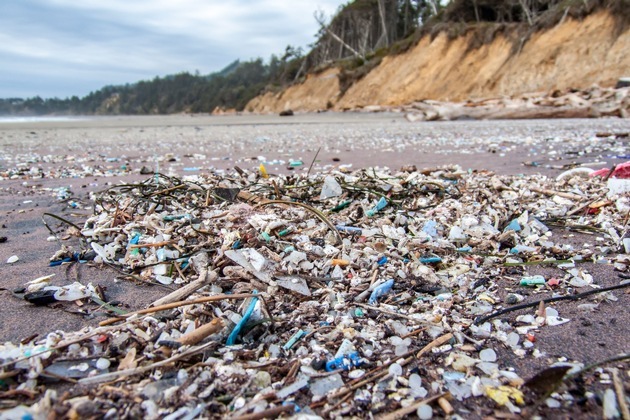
xmin=0 ymin=0 xmax=342 ymax=98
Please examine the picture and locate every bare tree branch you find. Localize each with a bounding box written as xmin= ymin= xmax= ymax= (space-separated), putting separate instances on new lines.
xmin=314 ymin=10 xmax=364 ymax=60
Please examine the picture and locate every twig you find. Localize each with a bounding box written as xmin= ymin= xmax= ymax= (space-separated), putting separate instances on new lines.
xmin=253 ymin=200 xmax=343 ymax=244
xmin=377 ymin=393 xmax=449 ymax=420
xmin=611 ymin=368 xmax=630 ymax=420
xmin=149 ymin=184 xmax=186 ymax=196
xmin=474 ymin=282 xmax=630 ymax=325
xmin=307 ymin=147 xmax=321 ymax=178
xmin=230 ymin=404 xmax=294 ymax=420
xmin=128 ymin=240 xmax=176 ymax=249
xmin=530 ymin=187 xmax=584 ymax=201
xmin=604 ymin=164 xmax=618 ymax=182
xmin=79 ymin=340 xmax=216 ymax=384
xmin=328 ymin=333 xmax=453 ymax=401
xmin=355 ymin=303 xmax=418 ymax=321
xmin=176 ymin=318 xmax=224 ymax=346
xmin=99 ymin=293 xmax=261 ymax=326
xmin=150 ymin=270 xmax=217 ymax=307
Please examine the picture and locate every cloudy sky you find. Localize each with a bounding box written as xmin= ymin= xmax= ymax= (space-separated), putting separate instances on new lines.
xmin=0 ymin=0 xmax=343 ymax=99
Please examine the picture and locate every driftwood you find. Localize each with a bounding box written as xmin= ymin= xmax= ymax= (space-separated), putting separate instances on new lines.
xmin=401 ymin=85 xmax=629 ymax=121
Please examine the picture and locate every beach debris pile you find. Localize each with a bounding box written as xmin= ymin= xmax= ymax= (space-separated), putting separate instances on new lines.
xmin=402 ymin=85 xmax=630 ymax=122
xmin=1 ymin=165 xmax=629 ymax=418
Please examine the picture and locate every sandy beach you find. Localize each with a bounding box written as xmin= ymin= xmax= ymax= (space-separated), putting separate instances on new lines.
xmin=0 ymin=113 xmax=629 ymax=418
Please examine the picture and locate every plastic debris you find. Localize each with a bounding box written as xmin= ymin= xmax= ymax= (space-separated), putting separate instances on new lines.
xmin=1 ymin=160 xmax=629 ymax=419
xmin=368 ymin=278 xmax=394 ymax=304
xmin=320 ymin=175 xmax=343 ymax=199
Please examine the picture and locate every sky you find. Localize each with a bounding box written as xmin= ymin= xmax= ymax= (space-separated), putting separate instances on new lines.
xmin=0 ymin=0 xmax=344 ymax=99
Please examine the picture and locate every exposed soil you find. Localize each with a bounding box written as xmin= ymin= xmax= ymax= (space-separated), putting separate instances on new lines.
xmin=246 ymin=11 xmax=630 ymax=113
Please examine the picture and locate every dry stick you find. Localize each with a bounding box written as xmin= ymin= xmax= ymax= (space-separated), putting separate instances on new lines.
xmin=99 ymin=293 xmax=260 ymax=326
xmin=149 ymin=184 xmax=186 ymax=196
xmin=230 ymin=404 xmax=294 ymax=420
xmin=79 ymin=340 xmax=216 ymax=385
xmin=604 ymin=164 xmax=618 ymax=182
xmin=128 ymin=240 xmax=176 ymax=249
xmin=306 ymin=146 xmax=321 ymax=178
xmin=254 ymin=200 xmax=343 ymax=245
xmin=377 ymin=392 xmax=449 ymax=420
xmin=0 ymin=317 xmax=142 ymax=370
xmin=473 ymin=282 xmax=630 ymax=325
xmin=328 ymin=333 xmax=453 ymax=401
xmin=150 ymin=270 xmax=218 ymax=307
xmin=530 ymin=187 xmax=584 ymax=201
xmin=177 ymin=318 xmax=224 ymax=346
xmin=611 ymin=368 xmax=630 ymax=420
xmin=355 ymin=303 xmax=418 ymax=321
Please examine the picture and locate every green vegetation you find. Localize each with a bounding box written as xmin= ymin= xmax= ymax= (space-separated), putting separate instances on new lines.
xmin=0 ymin=48 xmax=305 ymax=115
xmin=2 ymin=0 xmax=626 ymax=115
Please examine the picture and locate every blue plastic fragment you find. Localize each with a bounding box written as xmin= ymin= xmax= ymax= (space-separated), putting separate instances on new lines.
xmin=232 ymin=240 xmax=241 ymax=249
xmin=419 ymin=256 xmax=442 ymax=264
xmin=366 ymin=197 xmax=388 ymax=217
xmin=163 ymin=214 xmax=190 ymax=222
xmin=325 ymin=351 xmax=362 ymax=372
xmin=368 ymin=279 xmax=394 ymax=305
xmin=336 ymin=225 xmax=363 ymax=234
xmin=49 ymin=252 xmax=82 ymax=267
xmin=283 ymin=329 xmax=308 ymax=351
xmin=504 ymin=219 xmax=521 ymax=232
xmin=456 ymin=246 xmax=472 ymax=253
xmin=226 ymin=292 xmax=258 ymax=345
xmin=377 ymin=256 xmax=388 ymax=265
xmin=129 ymin=233 xmax=141 ymax=245
xmin=422 ymin=220 xmax=438 ymax=238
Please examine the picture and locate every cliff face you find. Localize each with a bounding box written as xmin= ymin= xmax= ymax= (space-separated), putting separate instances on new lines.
xmin=246 ymin=11 xmax=630 ymax=113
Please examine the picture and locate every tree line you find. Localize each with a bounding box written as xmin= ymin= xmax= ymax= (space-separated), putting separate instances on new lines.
xmin=1 ymin=0 xmax=625 ymax=115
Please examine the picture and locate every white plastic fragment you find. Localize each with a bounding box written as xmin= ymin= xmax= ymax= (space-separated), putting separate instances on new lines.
xmin=6 ymin=255 xmax=19 ymax=264
xmin=479 ymin=348 xmax=497 ymax=362
xmin=602 ymin=388 xmax=619 ymax=419
xmin=320 ymin=175 xmax=343 ymax=199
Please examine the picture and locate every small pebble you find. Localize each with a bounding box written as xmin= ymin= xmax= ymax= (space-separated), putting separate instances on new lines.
xmin=6 ymin=255 xmax=19 ymax=264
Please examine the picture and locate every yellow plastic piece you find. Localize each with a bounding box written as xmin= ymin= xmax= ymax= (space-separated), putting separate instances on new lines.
xmin=485 ymin=385 xmax=525 ymax=406
xmin=259 ymin=163 xmax=269 ymax=178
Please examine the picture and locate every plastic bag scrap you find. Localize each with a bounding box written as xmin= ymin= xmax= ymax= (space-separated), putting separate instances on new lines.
xmin=3 ymin=164 xmax=630 ymax=419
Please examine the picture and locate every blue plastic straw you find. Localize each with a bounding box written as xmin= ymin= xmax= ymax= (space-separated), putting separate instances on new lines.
xmin=226 ymin=292 xmax=258 ymax=345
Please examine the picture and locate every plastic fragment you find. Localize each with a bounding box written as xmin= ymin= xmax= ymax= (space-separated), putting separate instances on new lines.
xmin=320 ymin=175 xmax=343 ymax=199
xmin=331 ymin=200 xmax=352 ymax=212
xmin=504 ymin=219 xmax=521 ymax=232
xmin=368 ymin=279 xmax=394 ymax=304
xmin=226 ymin=293 xmax=258 ymax=345
xmin=283 ymin=329 xmax=307 ymax=350
xmin=520 ymin=275 xmax=546 ymax=286
xmin=325 ymin=351 xmax=362 ymax=372
xmin=366 ymin=196 xmax=388 ymax=217
xmin=259 ymin=163 xmax=268 ymax=178
xmin=420 ymin=256 xmax=442 ymax=264
xmin=336 ymin=225 xmax=362 ymax=234
xmin=276 ymin=377 xmax=308 ymax=399
xmin=6 ymin=255 xmax=19 ymax=264
xmin=485 ymin=385 xmax=525 ymax=406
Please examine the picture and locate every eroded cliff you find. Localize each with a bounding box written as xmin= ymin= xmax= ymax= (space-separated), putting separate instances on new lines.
xmin=246 ymin=11 xmax=629 ymax=113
